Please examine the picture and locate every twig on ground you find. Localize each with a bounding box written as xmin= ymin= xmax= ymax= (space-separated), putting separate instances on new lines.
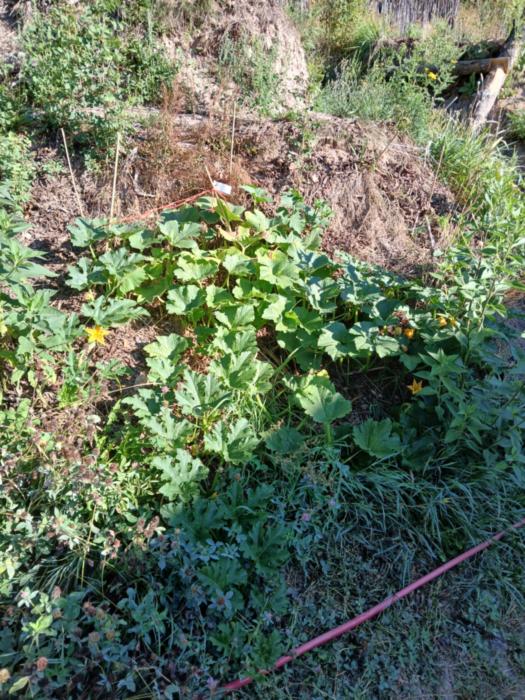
xmin=60 ymin=128 xmax=85 ymax=218
xmin=110 ymin=132 xmax=121 ymax=222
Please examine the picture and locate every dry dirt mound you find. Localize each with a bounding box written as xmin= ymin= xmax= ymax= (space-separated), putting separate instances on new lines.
xmin=0 ymin=0 xmax=19 ymax=63
xmin=130 ymin=113 xmax=456 ymax=275
xmin=22 ymin=115 xmax=456 ymax=286
xmin=162 ymin=0 xmax=308 ymax=114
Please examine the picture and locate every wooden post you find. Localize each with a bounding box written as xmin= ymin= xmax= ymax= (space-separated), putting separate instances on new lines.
xmin=471 ymin=27 xmax=523 ymax=131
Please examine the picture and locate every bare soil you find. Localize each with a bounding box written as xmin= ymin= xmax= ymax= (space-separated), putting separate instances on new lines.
xmin=161 ymin=0 xmax=308 ymax=114
xmin=130 ymin=112 xmax=457 ymax=275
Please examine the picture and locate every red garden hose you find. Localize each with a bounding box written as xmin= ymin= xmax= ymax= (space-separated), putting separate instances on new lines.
xmin=222 ymin=517 xmax=525 ymax=694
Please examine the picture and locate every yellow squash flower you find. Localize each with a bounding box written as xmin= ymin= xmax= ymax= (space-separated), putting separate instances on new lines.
xmin=407 ymin=378 xmax=423 ymax=395
xmin=84 ymin=290 xmax=96 ymax=302
xmin=427 ymin=71 xmax=438 ymax=81
xmin=437 ymin=315 xmax=448 ymax=328
xmin=85 ymin=325 xmax=109 ymax=345
xmin=404 ymin=327 xmax=415 ymax=340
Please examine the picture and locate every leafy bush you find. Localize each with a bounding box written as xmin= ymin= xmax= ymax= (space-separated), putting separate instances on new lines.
xmin=317 ymin=22 xmax=460 ymax=141
xmin=218 ymin=36 xmax=282 ymax=115
xmin=19 ymin=1 xmax=175 ymax=156
xmin=0 ymin=133 xmax=35 ymax=207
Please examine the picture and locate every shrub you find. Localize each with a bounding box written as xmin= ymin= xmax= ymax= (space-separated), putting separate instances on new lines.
xmin=19 ymin=1 xmax=175 ymax=157
xmin=317 ymin=21 xmax=460 ymax=141
xmin=0 ymin=133 xmax=35 ymax=207
xmin=218 ymin=36 xmax=282 ymax=115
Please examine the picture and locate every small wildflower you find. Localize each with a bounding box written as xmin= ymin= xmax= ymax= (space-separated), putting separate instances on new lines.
xmin=85 ymin=325 xmax=109 ymax=345
xmin=301 ymin=512 xmax=311 ymax=522
xmin=427 ymin=71 xmax=438 ymax=81
xmin=36 ymin=657 xmax=48 ymax=672
xmin=0 ymin=669 xmax=10 ymax=684
xmin=206 ymin=677 xmax=219 ymax=691
xmin=407 ymin=378 xmax=423 ymax=395
xmin=403 ymin=327 xmax=415 ymax=340
xmin=88 ymin=631 xmax=101 ymax=645
xmin=84 ymin=290 xmax=96 ymax=302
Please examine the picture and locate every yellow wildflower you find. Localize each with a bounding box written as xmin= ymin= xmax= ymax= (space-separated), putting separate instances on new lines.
xmin=404 ymin=328 xmax=415 ymax=340
xmin=427 ymin=71 xmax=438 ymax=81
xmin=407 ymin=378 xmax=423 ymax=395
xmin=437 ymin=315 xmax=448 ymax=328
xmin=449 ymin=316 xmax=458 ymax=327
xmin=315 ymin=369 xmax=329 ymax=378
xmin=85 ymin=325 xmax=109 ymax=345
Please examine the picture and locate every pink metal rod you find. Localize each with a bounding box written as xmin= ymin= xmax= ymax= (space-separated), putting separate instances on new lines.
xmin=222 ymin=516 xmax=525 ymax=694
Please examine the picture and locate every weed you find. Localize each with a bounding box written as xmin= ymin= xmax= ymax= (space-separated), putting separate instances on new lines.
xmin=18 ymin=1 xmax=175 ymax=161
xmin=507 ymin=110 xmax=525 ymax=141
xmin=219 ymin=36 xmax=282 ymax=115
xmin=0 ymin=133 xmax=35 ymax=207
xmin=317 ymin=22 xmax=460 ymax=142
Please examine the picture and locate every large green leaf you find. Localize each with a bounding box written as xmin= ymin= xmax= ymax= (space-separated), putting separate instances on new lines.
xmin=153 ymin=449 xmax=208 ymax=501
xmin=210 ymin=351 xmax=272 ymax=393
xmin=318 ymin=322 xmax=354 ymax=359
xmin=214 ymin=304 xmax=255 ymax=330
xmin=293 ymin=374 xmax=352 ymax=424
xmin=258 ymin=250 xmax=298 ymax=289
xmin=81 ymin=297 xmax=148 ymax=326
xmin=158 ymin=219 xmax=200 ymax=249
xmin=144 ymin=333 xmax=189 ymax=384
xmin=204 ymin=418 xmax=259 ymax=464
xmin=166 ymin=285 xmax=205 ymax=316
xmin=265 ymin=426 xmax=305 ymax=454
xmin=68 ymin=217 xmax=109 ymax=248
xmin=353 ymin=418 xmax=401 ymax=458
xmin=174 ymin=370 xmax=230 ymax=417
xmin=173 ymin=252 xmax=219 ymax=282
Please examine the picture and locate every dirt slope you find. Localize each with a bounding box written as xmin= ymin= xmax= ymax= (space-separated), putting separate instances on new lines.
xmin=162 ymin=0 xmax=308 ymax=113
xmin=129 ymin=113 xmax=456 ymax=275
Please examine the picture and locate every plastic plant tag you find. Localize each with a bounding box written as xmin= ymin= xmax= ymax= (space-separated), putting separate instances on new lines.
xmin=213 ymin=181 xmax=232 ymax=195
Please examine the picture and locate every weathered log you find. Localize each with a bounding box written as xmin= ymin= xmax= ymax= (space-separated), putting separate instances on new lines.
xmin=454 ymin=56 xmax=510 ymax=76
xmin=471 ymin=28 xmax=523 ymax=131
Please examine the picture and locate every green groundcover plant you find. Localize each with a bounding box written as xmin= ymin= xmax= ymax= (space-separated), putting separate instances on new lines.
xmin=0 ymin=158 xmax=524 ymax=696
